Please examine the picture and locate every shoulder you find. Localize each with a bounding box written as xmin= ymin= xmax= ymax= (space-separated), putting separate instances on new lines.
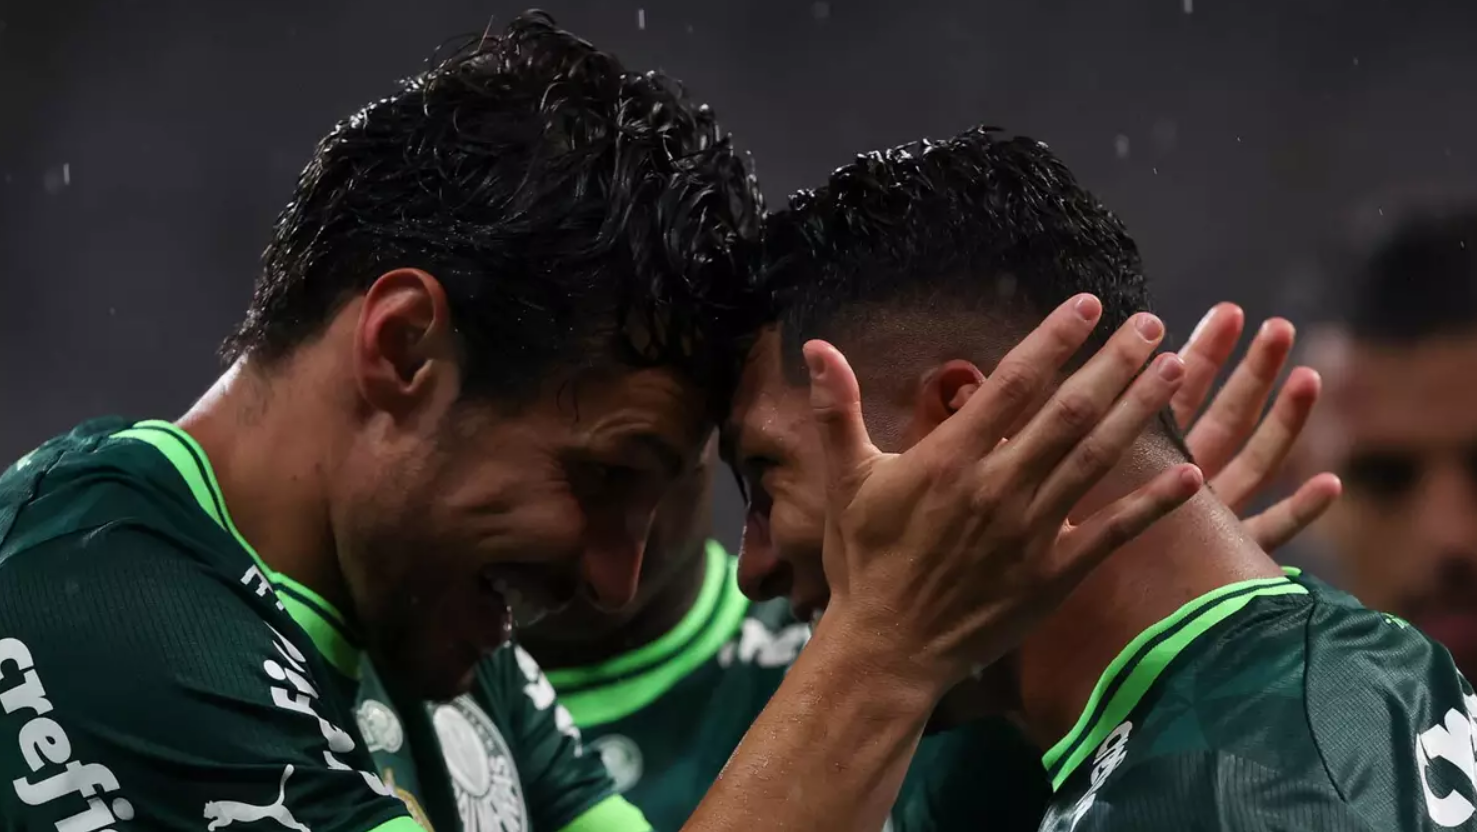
xmin=1046 ymin=748 xmax=1376 ymax=832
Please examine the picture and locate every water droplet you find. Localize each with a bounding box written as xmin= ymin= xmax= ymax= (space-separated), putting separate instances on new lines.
xmin=637 ymin=8 xmax=646 ymax=30
xmin=685 ymin=23 xmax=694 ymax=34
xmin=1114 ymin=134 xmax=1131 ymax=159
xmin=1352 ymin=57 xmax=1360 ymax=67
xmin=1461 ymin=240 xmax=1468 ymax=250
xmin=1182 ymin=0 xmax=1193 ymax=13
xmin=62 ymin=163 xmax=70 ymax=185
xmin=1152 ymin=167 xmax=1159 ymax=175
xmin=1235 ymin=136 xmax=1243 ymax=143
xmin=1377 ymin=207 xmax=1384 ymax=216
xmin=812 ymin=1 xmax=831 ymax=20
xmin=42 ymin=164 xmax=69 ymax=194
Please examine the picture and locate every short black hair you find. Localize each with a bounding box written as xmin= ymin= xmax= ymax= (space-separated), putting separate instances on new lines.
xmin=226 ymin=11 xmax=765 ymax=410
xmin=765 ymin=126 xmax=1185 ymax=451
xmin=1347 ymin=207 xmax=1477 ymax=344
xmin=768 ymin=127 xmax=1152 ymax=371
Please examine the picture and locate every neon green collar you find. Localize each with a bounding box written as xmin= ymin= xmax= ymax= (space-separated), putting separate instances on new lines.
xmin=544 ymin=540 xmax=750 ymax=727
xmin=1040 ymin=574 xmax=1309 ymax=791
xmin=112 ymin=420 xmax=362 ymax=678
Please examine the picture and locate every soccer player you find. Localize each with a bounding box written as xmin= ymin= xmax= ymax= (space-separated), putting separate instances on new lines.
xmin=520 ymin=320 xmax=1324 ymax=832
xmin=0 ymin=14 xmax=1204 ymax=832
xmin=1291 ymin=208 xmax=1477 ymax=680
xmin=731 ymin=127 xmax=1473 ymax=830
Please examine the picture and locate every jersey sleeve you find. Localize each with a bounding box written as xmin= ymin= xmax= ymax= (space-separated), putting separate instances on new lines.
xmin=478 ymin=645 xmax=651 ymax=832
xmin=0 ymin=526 xmax=416 ymax=832
xmin=1047 ymin=751 xmax=1378 ymax=832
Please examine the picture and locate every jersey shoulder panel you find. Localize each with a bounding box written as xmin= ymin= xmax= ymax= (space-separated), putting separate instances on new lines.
xmin=1303 ymin=594 xmax=1477 ymax=831
xmin=1041 ymin=748 xmax=1376 ymax=832
xmin=0 ymin=525 xmax=407 ymax=832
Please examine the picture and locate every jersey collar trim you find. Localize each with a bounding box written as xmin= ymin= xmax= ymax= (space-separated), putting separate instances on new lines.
xmin=111 ymin=420 xmax=363 ymax=679
xmin=544 ymin=541 xmax=751 ymax=726
xmin=1040 ymin=574 xmax=1309 ymax=791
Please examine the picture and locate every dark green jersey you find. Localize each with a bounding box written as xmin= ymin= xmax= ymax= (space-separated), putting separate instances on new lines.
xmin=1038 ymin=570 xmax=1477 ymax=831
xmin=542 ymin=542 xmax=809 ymax=831
xmin=542 ymin=542 xmax=1048 ymax=832
xmin=0 ymin=418 xmax=647 ymax=832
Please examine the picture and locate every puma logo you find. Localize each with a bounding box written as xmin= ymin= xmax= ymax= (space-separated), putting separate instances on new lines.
xmin=202 ymin=764 xmax=310 ymax=832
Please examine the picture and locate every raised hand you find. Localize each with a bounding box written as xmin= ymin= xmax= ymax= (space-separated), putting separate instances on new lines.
xmin=805 ymin=295 xmax=1205 ymax=688
xmin=1172 ymin=303 xmax=1342 ymax=551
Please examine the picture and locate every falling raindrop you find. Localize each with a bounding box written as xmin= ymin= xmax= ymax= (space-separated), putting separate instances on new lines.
xmin=63 ymin=163 xmax=70 ymax=186
xmin=1378 ymin=207 xmax=1384 ymax=216
xmin=812 ymin=1 xmax=831 ymax=20
xmin=1183 ymin=0 xmax=1193 ymax=13
xmin=1352 ymin=57 xmax=1360 ymax=67
xmin=42 ymin=164 xmax=69 ymax=195
xmin=1114 ymin=134 xmax=1131 ymax=159
xmin=1152 ymin=167 xmax=1159 ymax=175
xmin=637 ymin=8 xmax=646 ymax=30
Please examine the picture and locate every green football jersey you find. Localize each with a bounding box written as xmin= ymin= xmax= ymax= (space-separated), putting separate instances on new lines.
xmin=542 ymin=541 xmax=810 ymax=831
xmin=1038 ymin=570 xmax=1477 ymax=831
xmin=0 ymin=418 xmax=647 ymax=832
xmin=543 ymin=542 xmax=1049 ymax=832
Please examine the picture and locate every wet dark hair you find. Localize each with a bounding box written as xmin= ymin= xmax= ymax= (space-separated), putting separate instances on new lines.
xmin=225 ymin=10 xmax=766 ymax=410
xmin=765 ymin=125 xmax=1184 ymax=448
xmin=1347 ymin=207 xmax=1477 ymax=344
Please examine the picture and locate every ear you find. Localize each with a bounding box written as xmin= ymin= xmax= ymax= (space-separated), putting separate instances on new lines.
xmin=353 ymin=268 xmax=461 ymax=418
xmin=913 ymin=359 xmax=988 ymax=434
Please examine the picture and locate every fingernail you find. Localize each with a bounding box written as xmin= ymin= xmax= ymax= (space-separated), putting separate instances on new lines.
xmin=1181 ymin=465 xmax=1204 ymax=489
xmin=1157 ymin=354 xmax=1185 ymax=381
xmin=1075 ymin=295 xmax=1102 ymax=321
xmin=1135 ymin=314 xmax=1165 ymax=341
xmin=803 ymin=344 xmax=827 ymax=381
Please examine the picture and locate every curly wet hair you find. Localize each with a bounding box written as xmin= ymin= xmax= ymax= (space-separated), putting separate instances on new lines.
xmin=225 ymin=10 xmax=766 ymax=407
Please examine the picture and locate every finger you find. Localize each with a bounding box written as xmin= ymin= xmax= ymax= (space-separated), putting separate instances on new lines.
xmin=1172 ymin=303 xmax=1245 ymax=429
xmin=1029 ymin=351 xmax=1186 ymax=519
xmin=1208 ymin=367 xmax=1322 ymax=511
xmin=1186 ymin=318 xmax=1296 ymax=476
xmin=989 ymin=311 xmax=1167 ymax=485
xmin=917 ymin=294 xmax=1104 ymax=462
xmin=803 ymin=340 xmax=880 ymax=503
xmin=1049 ymin=463 xmax=1204 ymax=581
xmin=1241 ymin=473 xmax=1342 ymax=552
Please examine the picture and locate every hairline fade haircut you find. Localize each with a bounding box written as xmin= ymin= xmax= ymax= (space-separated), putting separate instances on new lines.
xmin=763 ymin=125 xmax=1186 ymax=451
xmin=1344 ymin=206 xmax=1477 ymax=346
xmin=224 ymin=10 xmax=767 ymax=416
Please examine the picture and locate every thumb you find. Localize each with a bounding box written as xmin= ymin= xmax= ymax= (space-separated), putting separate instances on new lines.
xmin=804 ymin=340 xmax=879 ymax=500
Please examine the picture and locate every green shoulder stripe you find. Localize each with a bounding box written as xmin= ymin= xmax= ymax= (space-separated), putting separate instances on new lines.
xmin=367 ymin=818 xmax=427 ymax=832
xmin=557 ymin=795 xmax=653 ymax=832
xmin=111 ymin=420 xmax=363 ymax=679
xmin=547 ymin=543 xmax=750 ymax=726
xmin=1041 ymin=575 xmax=1308 ymax=791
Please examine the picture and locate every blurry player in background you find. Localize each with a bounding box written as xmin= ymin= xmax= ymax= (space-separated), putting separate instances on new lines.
xmin=732 ymin=126 xmax=1473 ymax=830
xmin=519 ymin=436 xmax=812 ymax=831
xmin=1293 ymin=207 xmax=1477 ymax=679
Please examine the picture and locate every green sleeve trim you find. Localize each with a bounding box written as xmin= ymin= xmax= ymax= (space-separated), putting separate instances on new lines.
xmin=546 ymin=541 xmax=732 ymax=689
xmin=554 ymin=554 xmax=751 ymax=726
xmin=1042 ymin=576 xmax=1308 ymax=791
xmin=112 ymin=421 xmax=363 ymax=679
xmin=556 ymin=795 xmax=653 ymax=832
xmin=367 ymin=818 xmax=428 ymax=832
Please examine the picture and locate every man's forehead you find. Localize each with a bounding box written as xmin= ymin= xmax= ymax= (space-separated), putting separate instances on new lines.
xmin=1339 ymin=334 xmax=1477 ymax=445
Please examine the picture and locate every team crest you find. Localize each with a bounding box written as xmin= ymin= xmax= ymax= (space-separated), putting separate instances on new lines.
xmin=589 ymin=734 xmax=644 ymax=793
xmin=432 ymin=696 xmax=530 ymax=832
xmin=356 ymin=699 xmax=405 ymax=754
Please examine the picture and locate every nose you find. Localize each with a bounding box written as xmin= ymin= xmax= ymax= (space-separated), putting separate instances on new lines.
xmin=580 ymin=522 xmax=649 ymax=612
xmin=737 ymin=511 xmax=791 ymax=602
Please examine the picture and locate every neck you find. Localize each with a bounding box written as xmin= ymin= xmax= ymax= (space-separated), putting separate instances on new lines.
xmin=520 ymin=541 xmax=711 ymax=670
xmin=1011 ymin=455 xmax=1283 ymax=752
xmin=177 ymin=358 xmax=352 ymax=616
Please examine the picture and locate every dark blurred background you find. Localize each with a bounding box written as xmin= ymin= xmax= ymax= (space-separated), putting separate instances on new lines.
xmin=4 ymin=0 xmax=1476 ymax=552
